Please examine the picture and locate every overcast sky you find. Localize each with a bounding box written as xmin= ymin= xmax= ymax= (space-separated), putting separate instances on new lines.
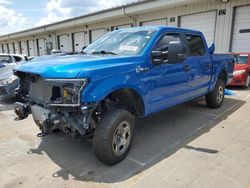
xmin=0 ymin=0 xmax=136 ymax=35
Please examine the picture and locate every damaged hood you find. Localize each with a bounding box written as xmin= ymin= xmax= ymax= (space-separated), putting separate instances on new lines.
xmin=14 ymin=54 xmax=142 ymax=79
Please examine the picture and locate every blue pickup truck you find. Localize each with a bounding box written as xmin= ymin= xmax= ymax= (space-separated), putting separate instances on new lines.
xmin=14 ymin=27 xmax=234 ymax=165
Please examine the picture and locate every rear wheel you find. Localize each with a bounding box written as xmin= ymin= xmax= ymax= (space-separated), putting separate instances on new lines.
xmin=93 ymin=108 xmax=135 ymax=165
xmin=206 ymin=78 xmax=225 ymax=108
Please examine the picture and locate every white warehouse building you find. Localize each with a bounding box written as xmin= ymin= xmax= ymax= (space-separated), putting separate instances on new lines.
xmin=0 ymin=0 xmax=250 ymax=56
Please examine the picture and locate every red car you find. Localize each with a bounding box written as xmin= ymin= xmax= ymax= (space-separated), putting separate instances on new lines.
xmin=229 ymin=53 xmax=250 ymax=88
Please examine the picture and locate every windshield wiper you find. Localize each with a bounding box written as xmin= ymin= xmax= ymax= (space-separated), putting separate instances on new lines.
xmin=91 ymin=50 xmax=117 ymax=55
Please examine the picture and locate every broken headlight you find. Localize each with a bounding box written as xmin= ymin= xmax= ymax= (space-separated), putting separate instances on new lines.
xmin=45 ymin=78 xmax=88 ymax=106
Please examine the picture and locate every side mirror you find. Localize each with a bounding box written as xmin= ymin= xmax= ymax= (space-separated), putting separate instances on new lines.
xmin=209 ymin=43 xmax=215 ymax=54
xmin=151 ymin=51 xmax=163 ymax=66
xmin=152 ymin=41 xmax=187 ymax=65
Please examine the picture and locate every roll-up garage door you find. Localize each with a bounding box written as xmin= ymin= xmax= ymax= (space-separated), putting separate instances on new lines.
xmin=112 ymin=24 xmax=132 ymax=30
xmin=21 ymin=41 xmax=28 ymax=55
xmin=59 ymin=34 xmax=70 ymax=52
xmin=14 ymin=42 xmax=20 ymax=54
xmin=73 ymin=32 xmax=85 ymax=52
xmin=141 ymin=19 xmax=167 ymax=26
xmin=28 ymin=40 xmax=35 ymax=56
xmin=180 ymin=11 xmax=216 ymax=46
xmin=91 ymin=28 xmax=105 ymax=43
xmin=8 ymin=43 xmax=14 ymax=54
xmin=231 ymin=6 xmax=250 ymax=52
xmin=38 ymin=38 xmax=46 ymax=56
xmin=3 ymin=44 xmax=8 ymax=54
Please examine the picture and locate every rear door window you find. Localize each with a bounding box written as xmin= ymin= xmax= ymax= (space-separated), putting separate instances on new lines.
xmin=185 ymin=35 xmax=205 ymax=56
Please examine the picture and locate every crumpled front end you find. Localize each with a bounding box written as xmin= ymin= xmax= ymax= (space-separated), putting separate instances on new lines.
xmin=14 ymin=71 xmax=100 ymax=139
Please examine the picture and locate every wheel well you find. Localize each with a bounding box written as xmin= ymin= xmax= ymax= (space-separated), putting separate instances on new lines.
xmin=219 ymin=70 xmax=227 ymax=84
xmin=107 ymin=88 xmax=145 ymax=117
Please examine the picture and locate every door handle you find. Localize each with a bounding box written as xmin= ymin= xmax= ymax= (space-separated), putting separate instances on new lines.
xmin=183 ymin=65 xmax=191 ymax=71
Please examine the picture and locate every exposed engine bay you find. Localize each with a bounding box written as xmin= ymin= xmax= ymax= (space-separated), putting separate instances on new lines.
xmin=14 ymin=71 xmax=102 ymax=140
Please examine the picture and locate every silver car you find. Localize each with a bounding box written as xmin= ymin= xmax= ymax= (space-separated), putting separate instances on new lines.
xmin=0 ymin=54 xmax=27 ymax=99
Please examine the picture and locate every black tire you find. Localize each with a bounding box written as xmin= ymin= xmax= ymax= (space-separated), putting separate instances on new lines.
xmin=93 ymin=108 xmax=135 ymax=165
xmin=242 ymin=74 xmax=250 ymax=89
xmin=206 ymin=78 xmax=225 ymax=108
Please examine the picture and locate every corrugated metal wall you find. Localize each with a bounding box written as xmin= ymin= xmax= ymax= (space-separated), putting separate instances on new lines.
xmin=0 ymin=0 xmax=249 ymax=55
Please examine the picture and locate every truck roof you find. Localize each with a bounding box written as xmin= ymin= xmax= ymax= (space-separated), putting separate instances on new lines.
xmin=119 ymin=26 xmax=203 ymax=35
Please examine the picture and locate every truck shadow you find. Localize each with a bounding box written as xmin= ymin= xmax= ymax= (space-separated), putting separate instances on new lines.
xmin=28 ymin=97 xmax=245 ymax=183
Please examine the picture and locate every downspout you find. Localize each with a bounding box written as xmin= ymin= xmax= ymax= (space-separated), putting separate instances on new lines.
xmin=122 ymin=7 xmax=137 ymax=27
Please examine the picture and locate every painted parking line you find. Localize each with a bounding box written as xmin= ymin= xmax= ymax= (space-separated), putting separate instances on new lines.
xmin=186 ymin=109 xmax=219 ymax=117
xmin=127 ymin=157 xmax=146 ymax=167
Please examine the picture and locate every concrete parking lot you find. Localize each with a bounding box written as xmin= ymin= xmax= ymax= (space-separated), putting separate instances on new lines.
xmin=1 ymin=88 xmax=250 ymax=188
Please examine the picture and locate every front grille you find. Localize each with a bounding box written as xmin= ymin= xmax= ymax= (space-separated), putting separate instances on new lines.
xmin=29 ymin=77 xmax=53 ymax=105
xmin=16 ymin=71 xmax=82 ymax=107
xmin=17 ymin=72 xmax=54 ymax=105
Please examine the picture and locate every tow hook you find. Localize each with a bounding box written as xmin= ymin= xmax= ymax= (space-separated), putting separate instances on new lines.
xmin=36 ymin=120 xmax=51 ymax=137
xmin=14 ymin=102 xmax=30 ymax=120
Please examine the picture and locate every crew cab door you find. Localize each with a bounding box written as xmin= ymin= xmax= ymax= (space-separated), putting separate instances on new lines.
xmin=182 ymin=34 xmax=212 ymax=97
xmin=148 ymin=33 xmax=192 ymax=113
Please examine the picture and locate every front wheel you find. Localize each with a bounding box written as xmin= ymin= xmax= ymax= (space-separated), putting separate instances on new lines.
xmin=93 ymin=108 xmax=135 ymax=165
xmin=206 ymin=78 xmax=225 ymax=108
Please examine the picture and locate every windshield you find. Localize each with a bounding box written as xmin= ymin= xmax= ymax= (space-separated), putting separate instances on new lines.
xmin=235 ymin=54 xmax=249 ymax=64
xmin=0 ymin=55 xmax=11 ymax=63
xmin=83 ymin=29 xmax=156 ymax=56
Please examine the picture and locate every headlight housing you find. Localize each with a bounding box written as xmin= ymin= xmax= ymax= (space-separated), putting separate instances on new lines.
xmin=233 ymin=70 xmax=246 ymax=76
xmin=45 ymin=78 xmax=88 ymax=106
xmin=0 ymin=75 xmax=18 ymax=85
